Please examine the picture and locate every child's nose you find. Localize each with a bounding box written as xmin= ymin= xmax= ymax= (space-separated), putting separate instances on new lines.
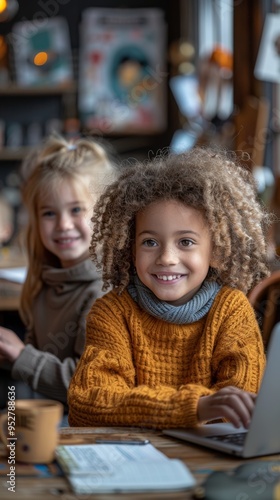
xmin=56 ymin=213 xmax=74 ymax=230
xmin=156 ymin=246 xmax=179 ymax=265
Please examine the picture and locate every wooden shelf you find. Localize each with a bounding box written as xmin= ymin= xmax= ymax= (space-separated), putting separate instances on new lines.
xmin=0 ymin=82 xmax=77 ymax=96
xmin=0 ymin=82 xmax=78 ymax=161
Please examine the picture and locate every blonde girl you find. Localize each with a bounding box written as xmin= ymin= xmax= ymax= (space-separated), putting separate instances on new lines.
xmin=0 ymin=135 xmax=118 ymax=406
xmin=68 ymin=147 xmax=271 ymax=429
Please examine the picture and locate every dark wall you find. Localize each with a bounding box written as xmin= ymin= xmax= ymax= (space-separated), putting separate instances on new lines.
xmin=0 ymin=1 xmax=181 ymax=159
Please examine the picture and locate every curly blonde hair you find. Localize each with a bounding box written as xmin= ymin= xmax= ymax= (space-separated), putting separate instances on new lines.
xmin=20 ymin=134 xmax=118 ymax=328
xmin=90 ymin=147 xmax=272 ymax=295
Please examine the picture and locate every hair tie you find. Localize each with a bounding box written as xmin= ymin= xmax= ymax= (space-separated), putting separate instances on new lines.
xmin=67 ymin=143 xmax=77 ymax=151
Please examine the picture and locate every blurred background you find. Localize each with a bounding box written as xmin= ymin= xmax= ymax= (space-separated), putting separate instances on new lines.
xmin=0 ymin=0 xmax=280 ymax=249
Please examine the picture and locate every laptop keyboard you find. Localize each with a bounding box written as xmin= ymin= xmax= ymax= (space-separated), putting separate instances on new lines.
xmin=207 ymin=432 xmax=247 ymax=446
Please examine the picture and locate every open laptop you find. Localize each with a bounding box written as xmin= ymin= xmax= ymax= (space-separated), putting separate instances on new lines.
xmin=163 ymin=322 xmax=280 ymax=458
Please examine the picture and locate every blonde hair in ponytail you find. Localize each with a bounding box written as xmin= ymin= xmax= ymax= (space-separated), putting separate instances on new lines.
xmin=20 ymin=134 xmax=118 ymax=329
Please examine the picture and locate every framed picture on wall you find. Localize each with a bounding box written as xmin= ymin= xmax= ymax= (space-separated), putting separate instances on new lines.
xmin=11 ymin=17 xmax=73 ymax=86
xmin=78 ymin=8 xmax=167 ymax=134
xmin=255 ymin=13 xmax=280 ymax=83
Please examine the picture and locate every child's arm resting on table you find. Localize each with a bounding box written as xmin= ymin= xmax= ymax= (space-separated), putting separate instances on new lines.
xmin=68 ymin=293 xmax=264 ymax=429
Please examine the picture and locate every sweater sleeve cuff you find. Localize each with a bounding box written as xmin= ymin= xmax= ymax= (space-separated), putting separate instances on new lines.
xmin=11 ymin=344 xmax=43 ymax=387
xmin=174 ymin=386 xmax=214 ymax=427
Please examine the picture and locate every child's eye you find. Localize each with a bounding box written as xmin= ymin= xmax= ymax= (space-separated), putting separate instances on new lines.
xmin=72 ymin=206 xmax=82 ymax=214
xmin=142 ymin=239 xmax=158 ymax=247
xmin=42 ymin=210 xmax=55 ymax=217
xmin=180 ymin=239 xmax=194 ymax=247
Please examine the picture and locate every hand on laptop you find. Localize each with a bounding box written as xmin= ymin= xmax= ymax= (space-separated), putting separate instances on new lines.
xmin=197 ymin=386 xmax=257 ymax=429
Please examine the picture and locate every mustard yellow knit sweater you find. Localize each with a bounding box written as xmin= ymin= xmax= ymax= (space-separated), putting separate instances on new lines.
xmin=68 ymin=286 xmax=265 ymax=428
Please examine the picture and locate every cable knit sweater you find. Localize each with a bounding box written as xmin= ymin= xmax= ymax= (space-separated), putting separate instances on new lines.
xmin=68 ymin=285 xmax=265 ymax=429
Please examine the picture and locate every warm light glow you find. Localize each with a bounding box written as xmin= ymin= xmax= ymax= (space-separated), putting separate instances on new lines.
xmin=33 ymin=52 xmax=48 ymax=66
xmin=0 ymin=0 xmax=18 ymax=21
xmin=210 ymin=45 xmax=233 ymax=70
xmin=0 ymin=0 xmax=7 ymax=14
xmin=0 ymin=36 xmax=7 ymax=58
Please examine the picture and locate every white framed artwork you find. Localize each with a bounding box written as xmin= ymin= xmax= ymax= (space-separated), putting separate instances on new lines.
xmin=255 ymin=13 xmax=280 ymax=83
xmin=78 ymin=8 xmax=167 ymax=134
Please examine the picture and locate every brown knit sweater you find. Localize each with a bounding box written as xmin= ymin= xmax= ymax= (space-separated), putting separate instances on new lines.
xmin=68 ymin=286 xmax=265 ymax=428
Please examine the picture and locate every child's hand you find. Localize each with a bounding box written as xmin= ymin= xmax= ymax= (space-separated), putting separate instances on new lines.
xmin=197 ymin=386 xmax=257 ymax=429
xmin=0 ymin=326 xmax=25 ymax=363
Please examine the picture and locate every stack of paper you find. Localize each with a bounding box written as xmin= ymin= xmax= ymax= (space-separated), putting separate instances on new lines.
xmin=55 ymin=443 xmax=196 ymax=494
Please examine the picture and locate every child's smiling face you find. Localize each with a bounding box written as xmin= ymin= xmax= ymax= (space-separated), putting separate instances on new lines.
xmin=134 ymin=199 xmax=214 ymax=305
xmin=37 ymin=179 xmax=92 ymax=268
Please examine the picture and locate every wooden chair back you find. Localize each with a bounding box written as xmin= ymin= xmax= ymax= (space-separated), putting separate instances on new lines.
xmin=248 ymin=270 xmax=280 ymax=348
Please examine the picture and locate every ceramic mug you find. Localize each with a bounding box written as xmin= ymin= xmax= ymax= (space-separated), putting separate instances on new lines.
xmin=0 ymin=399 xmax=63 ymax=463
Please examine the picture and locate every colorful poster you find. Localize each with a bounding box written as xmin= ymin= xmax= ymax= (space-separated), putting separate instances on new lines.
xmin=11 ymin=17 xmax=73 ymax=86
xmin=78 ymin=8 xmax=167 ymax=134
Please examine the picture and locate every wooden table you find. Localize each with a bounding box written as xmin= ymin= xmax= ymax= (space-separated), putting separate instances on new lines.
xmin=0 ymin=426 xmax=279 ymax=499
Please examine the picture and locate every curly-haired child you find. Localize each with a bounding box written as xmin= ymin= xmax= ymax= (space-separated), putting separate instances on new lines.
xmin=0 ymin=134 xmax=118 ymax=409
xmin=68 ymin=147 xmax=271 ymax=429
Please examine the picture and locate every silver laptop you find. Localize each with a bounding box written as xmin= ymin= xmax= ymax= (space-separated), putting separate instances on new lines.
xmin=163 ymin=322 xmax=280 ymax=458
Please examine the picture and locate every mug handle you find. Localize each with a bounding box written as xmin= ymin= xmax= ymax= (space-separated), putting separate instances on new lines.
xmin=0 ymin=414 xmax=8 ymax=446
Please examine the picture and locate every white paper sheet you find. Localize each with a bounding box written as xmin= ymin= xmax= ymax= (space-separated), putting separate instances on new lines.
xmin=56 ymin=443 xmax=168 ymax=475
xmin=0 ymin=267 xmax=27 ymax=283
xmin=67 ymin=459 xmax=196 ymax=494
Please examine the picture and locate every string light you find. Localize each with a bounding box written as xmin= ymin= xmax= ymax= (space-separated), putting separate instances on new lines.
xmin=0 ymin=0 xmax=8 ymax=14
xmin=0 ymin=0 xmax=18 ymax=22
